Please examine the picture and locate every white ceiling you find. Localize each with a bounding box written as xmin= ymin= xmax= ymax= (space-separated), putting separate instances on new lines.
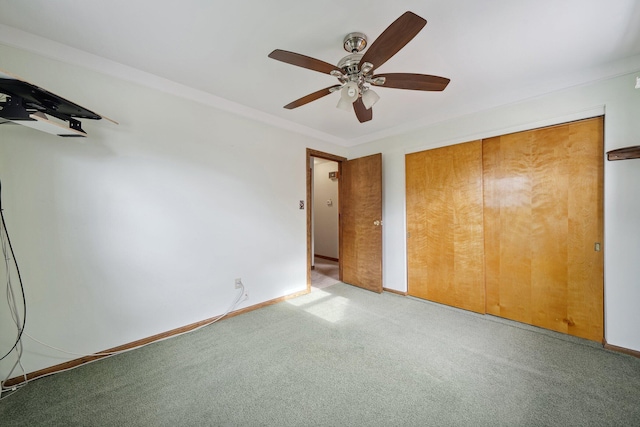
xmin=1 ymin=0 xmax=639 ymax=146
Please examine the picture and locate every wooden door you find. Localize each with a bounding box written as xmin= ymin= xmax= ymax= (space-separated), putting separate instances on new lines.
xmin=341 ymin=153 xmax=383 ymax=293
xmin=483 ymin=117 xmax=604 ymax=341
xmin=406 ymin=141 xmax=486 ymax=313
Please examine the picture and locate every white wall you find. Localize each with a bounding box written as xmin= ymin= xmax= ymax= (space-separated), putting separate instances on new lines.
xmin=313 ymin=160 xmax=339 ymax=259
xmin=0 ymin=44 xmax=346 ymax=378
xmin=348 ymin=71 xmax=640 ymax=352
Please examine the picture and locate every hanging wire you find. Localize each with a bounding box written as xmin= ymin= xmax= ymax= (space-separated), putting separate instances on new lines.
xmin=0 ymin=179 xmax=27 ymax=361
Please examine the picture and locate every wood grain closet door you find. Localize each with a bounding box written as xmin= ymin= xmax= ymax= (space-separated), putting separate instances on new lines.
xmin=406 ymin=141 xmax=485 ymax=313
xmin=483 ymin=117 xmax=604 ymax=341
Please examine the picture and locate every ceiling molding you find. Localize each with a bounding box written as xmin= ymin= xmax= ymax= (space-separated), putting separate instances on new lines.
xmin=0 ymin=24 xmax=348 ymax=146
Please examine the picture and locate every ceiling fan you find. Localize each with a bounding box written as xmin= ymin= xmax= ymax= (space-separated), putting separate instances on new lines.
xmin=268 ymin=11 xmax=450 ymax=123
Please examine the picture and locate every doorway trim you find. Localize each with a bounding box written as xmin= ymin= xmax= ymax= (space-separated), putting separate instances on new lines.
xmin=306 ymin=148 xmax=347 ymax=292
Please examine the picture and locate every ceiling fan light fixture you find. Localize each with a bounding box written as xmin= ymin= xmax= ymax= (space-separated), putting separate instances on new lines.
xmin=341 ymin=82 xmax=359 ymax=102
xmin=336 ymin=96 xmax=354 ymax=111
xmin=361 ymin=88 xmax=380 ymax=109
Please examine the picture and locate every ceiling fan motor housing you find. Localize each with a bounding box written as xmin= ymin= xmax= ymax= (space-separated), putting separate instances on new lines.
xmin=338 ymin=53 xmax=364 ymax=76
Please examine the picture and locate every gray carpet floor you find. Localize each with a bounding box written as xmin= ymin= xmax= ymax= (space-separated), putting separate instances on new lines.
xmin=1 ymin=283 xmax=639 ymax=426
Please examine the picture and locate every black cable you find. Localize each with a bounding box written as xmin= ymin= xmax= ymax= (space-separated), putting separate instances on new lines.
xmin=0 ymin=179 xmax=27 ymax=361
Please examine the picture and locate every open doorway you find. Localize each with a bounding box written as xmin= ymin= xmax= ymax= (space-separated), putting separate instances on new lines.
xmin=312 ymin=157 xmax=340 ymax=290
xmin=306 ymin=149 xmax=346 ymax=292
xmin=306 ymin=149 xmax=383 ymax=293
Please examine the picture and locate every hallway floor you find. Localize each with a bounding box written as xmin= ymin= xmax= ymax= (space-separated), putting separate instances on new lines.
xmin=311 ymin=257 xmax=339 ymax=291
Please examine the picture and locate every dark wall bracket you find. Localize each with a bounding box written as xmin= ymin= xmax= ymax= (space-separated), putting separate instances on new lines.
xmin=606 ymin=146 xmax=640 ymax=161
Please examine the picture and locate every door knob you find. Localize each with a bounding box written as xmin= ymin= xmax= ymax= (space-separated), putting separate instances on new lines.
xmin=374 ymin=220 xmax=381 ymax=226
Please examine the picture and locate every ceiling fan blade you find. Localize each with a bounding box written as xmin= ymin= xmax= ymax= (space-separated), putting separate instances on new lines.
xmin=353 ymin=98 xmax=372 ymax=123
xmin=268 ymin=49 xmax=342 ymax=75
xmin=284 ymin=85 xmax=342 ymax=109
xmin=372 ymin=73 xmax=450 ymax=91
xmin=360 ymin=11 xmax=427 ymax=72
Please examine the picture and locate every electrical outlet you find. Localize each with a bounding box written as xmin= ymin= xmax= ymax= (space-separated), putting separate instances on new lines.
xmin=234 ymin=278 xmax=242 ymax=288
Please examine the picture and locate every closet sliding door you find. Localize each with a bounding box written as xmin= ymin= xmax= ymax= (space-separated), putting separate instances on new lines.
xmin=406 ymin=140 xmax=486 ymax=314
xmin=483 ymin=117 xmax=603 ymax=341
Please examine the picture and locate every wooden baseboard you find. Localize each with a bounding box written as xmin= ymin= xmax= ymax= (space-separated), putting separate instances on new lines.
xmin=603 ymin=340 xmax=640 ymax=359
xmin=5 ymin=288 xmax=309 ymax=387
xmin=383 ymin=287 xmax=408 ymax=296
xmin=314 ymin=254 xmax=339 ymax=262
